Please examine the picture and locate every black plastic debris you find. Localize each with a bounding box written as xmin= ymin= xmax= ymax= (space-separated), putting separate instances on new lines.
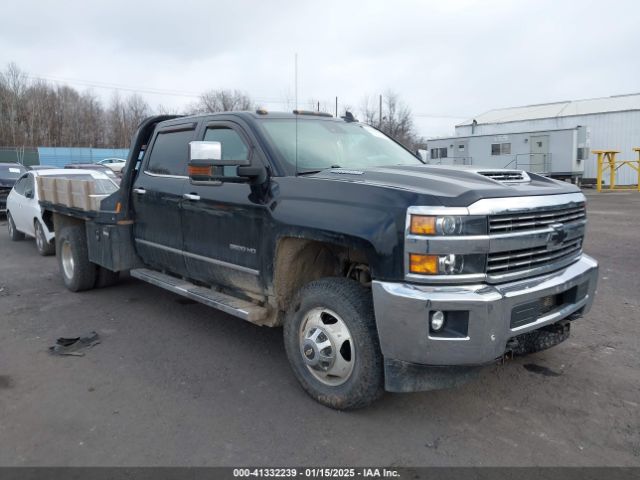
xmin=49 ymin=331 xmax=100 ymax=356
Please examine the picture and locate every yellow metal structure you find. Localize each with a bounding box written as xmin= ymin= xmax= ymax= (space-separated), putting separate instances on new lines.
xmin=594 ymin=149 xmax=640 ymax=192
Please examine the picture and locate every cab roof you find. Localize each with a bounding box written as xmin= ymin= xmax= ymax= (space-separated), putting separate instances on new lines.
xmin=157 ymin=110 xmax=352 ymax=127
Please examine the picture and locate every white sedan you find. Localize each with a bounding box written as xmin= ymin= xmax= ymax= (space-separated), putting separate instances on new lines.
xmin=6 ymin=169 xmax=119 ymax=256
xmin=97 ymin=157 xmax=126 ymax=173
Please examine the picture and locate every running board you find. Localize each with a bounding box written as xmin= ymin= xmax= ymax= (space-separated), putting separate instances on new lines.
xmin=130 ymin=268 xmax=269 ymax=323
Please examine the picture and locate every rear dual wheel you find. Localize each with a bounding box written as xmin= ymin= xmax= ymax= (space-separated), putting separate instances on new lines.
xmin=57 ymin=224 xmax=120 ymax=291
xmin=57 ymin=225 xmax=97 ymax=292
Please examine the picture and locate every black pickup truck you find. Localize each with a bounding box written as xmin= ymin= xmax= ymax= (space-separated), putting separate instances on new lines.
xmin=39 ymin=111 xmax=599 ymax=409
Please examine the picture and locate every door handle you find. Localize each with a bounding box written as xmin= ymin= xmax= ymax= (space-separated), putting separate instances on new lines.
xmin=133 ymin=188 xmax=146 ymax=195
xmin=183 ymin=193 xmax=200 ymax=201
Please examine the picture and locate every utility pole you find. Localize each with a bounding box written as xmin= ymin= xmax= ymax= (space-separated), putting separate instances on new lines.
xmin=335 ymin=96 xmax=338 ymax=117
xmin=379 ymin=94 xmax=382 ymax=128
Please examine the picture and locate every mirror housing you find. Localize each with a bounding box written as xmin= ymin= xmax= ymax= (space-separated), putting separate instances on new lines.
xmin=189 ymin=140 xmax=250 ymax=167
xmin=188 ymin=140 xmax=265 ymax=184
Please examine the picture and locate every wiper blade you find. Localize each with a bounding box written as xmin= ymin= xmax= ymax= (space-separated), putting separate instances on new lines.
xmin=297 ymin=165 xmax=342 ymax=176
xmin=297 ymin=166 xmax=343 ymax=176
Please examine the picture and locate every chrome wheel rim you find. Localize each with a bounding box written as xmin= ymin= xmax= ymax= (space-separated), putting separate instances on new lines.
xmin=299 ymin=307 xmax=355 ymax=386
xmin=35 ymin=222 xmax=43 ymax=250
xmin=61 ymin=240 xmax=74 ymax=280
xmin=8 ymin=215 xmax=14 ymax=237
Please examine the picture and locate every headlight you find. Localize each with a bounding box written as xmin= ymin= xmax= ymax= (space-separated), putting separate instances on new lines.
xmin=409 ymin=215 xmax=486 ymax=236
xmin=409 ymin=253 xmax=485 ymax=275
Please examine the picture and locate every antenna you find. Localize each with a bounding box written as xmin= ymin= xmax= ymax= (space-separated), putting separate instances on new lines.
xmin=294 ymin=53 xmax=298 ymax=174
xmin=294 ymin=53 xmax=298 ymax=110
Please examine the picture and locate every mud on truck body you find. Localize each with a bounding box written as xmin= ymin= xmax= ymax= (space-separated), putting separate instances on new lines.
xmin=39 ymin=112 xmax=598 ymax=409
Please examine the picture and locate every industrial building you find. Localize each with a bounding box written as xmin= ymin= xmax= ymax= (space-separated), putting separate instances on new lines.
xmin=427 ymin=93 xmax=640 ymax=184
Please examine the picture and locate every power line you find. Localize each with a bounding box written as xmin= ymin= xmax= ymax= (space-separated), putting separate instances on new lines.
xmin=24 ymin=72 xmax=289 ymax=104
xmin=25 ymin=73 xmax=201 ymax=98
xmin=22 ymin=71 xmax=472 ymax=117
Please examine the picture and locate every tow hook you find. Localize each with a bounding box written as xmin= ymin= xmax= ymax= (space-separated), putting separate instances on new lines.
xmin=501 ymin=339 xmax=518 ymax=364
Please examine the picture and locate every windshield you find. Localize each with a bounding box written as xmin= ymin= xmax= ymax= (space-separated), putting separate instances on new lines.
xmin=258 ymin=119 xmax=422 ymax=173
xmin=0 ymin=164 xmax=27 ymax=179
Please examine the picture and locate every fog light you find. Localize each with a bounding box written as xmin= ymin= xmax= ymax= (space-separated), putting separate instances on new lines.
xmin=438 ymin=254 xmax=464 ymax=274
xmin=431 ymin=311 xmax=445 ymax=331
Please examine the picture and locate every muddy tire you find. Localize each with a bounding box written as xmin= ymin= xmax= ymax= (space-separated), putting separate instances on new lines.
xmin=56 ymin=225 xmax=96 ymax=292
xmin=7 ymin=212 xmax=25 ymax=241
xmin=35 ymin=219 xmax=55 ymax=256
xmin=283 ymin=277 xmax=384 ymax=410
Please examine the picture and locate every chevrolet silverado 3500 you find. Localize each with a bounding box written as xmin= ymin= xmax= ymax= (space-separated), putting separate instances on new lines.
xmin=38 ymin=111 xmax=598 ymax=409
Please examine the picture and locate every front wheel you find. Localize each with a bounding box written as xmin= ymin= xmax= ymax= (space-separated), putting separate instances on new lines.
xmin=283 ymin=277 xmax=384 ymax=410
xmin=7 ymin=212 xmax=25 ymax=241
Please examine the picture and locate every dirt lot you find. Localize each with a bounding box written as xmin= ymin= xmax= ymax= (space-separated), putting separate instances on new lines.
xmin=0 ymin=191 xmax=638 ymax=466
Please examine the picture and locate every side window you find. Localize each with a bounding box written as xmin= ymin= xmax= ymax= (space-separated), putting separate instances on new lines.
xmin=13 ymin=175 xmax=28 ymax=195
xmin=146 ymin=128 xmax=194 ymax=176
xmin=24 ymin=175 xmax=35 ymax=197
xmin=204 ymin=127 xmax=250 ymax=177
xmin=204 ymin=127 xmax=249 ymax=161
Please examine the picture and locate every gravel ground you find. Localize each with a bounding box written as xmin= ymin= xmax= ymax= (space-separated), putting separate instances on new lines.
xmin=0 ymin=190 xmax=638 ymax=466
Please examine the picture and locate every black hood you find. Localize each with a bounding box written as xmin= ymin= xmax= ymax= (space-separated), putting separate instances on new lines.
xmin=309 ymin=164 xmax=579 ymax=207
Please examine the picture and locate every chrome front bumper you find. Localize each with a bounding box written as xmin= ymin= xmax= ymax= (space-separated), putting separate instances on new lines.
xmin=372 ymin=254 xmax=598 ymax=367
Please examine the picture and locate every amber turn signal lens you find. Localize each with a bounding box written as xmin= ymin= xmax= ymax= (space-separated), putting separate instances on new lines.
xmin=188 ymin=165 xmax=213 ymax=177
xmin=410 ymin=215 xmax=436 ymax=235
xmin=409 ymin=254 xmax=439 ymax=274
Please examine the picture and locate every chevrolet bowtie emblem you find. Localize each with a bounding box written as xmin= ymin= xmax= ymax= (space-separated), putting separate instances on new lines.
xmin=548 ymin=223 xmax=567 ymax=247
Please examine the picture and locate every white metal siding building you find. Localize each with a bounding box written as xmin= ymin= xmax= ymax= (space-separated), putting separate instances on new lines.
xmin=428 ymin=93 xmax=640 ymax=184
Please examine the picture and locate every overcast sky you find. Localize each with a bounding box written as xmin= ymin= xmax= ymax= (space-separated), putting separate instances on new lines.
xmin=1 ymin=0 xmax=639 ymax=137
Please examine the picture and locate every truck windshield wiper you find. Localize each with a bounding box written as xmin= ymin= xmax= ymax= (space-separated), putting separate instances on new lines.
xmin=297 ymin=165 xmax=342 ymax=176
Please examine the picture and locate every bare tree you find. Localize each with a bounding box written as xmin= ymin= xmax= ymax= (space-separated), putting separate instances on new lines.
xmin=0 ymin=63 xmax=152 ymax=149
xmin=156 ymin=104 xmax=181 ymax=115
xmin=123 ymin=93 xmax=150 ymax=146
xmin=104 ymin=92 xmax=149 ymax=148
xmin=360 ymin=90 xmax=425 ymax=151
xmin=191 ymin=89 xmax=254 ymax=113
xmin=0 ymin=63 xmax=29 ymax=146
xmin=106 ymin=92 xmax=126 ymax=148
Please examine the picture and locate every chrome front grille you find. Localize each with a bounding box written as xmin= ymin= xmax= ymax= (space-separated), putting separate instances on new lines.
xmin=488 ymin=238 xmax=583 ymax=275
xmin=489 ymin=203 xmax=586 ymax=233
xmin=405 ymin=193 xmax=588 ymax=285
